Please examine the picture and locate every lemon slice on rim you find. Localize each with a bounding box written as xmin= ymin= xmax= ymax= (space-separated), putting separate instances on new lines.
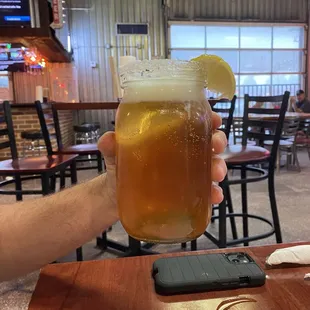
xmin=191 ymin=54 xmax=236 ymax=100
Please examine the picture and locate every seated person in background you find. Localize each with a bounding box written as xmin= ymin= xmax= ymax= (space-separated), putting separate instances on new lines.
xmin=292 ymin=90 xmax=310 ymax=113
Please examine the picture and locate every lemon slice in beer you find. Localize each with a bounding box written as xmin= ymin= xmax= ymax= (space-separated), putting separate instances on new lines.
xmin=191 ymin=54 xmax=236 ymax=100
xmin=116 ymin=109 xmax=184 ymax=146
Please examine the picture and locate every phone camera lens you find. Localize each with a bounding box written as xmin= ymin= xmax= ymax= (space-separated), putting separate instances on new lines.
xmin=232 ymin=258 xmax=240 ymax=263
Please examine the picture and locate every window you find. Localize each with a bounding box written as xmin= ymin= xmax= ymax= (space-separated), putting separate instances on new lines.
xmin=209 ymin=50 xmax=238 ymax=73
xmin=240 ymin=27 xmax=272 ymax=48
xmin=170 ymin=23 xmax=306 ymax=114
xmin=170 ymin=25 xmax=205 ymax=48
xmin=206 ymin=26 xmax=239 ymax=48
xmin=240 ymin=51 xmax=271 ymax=73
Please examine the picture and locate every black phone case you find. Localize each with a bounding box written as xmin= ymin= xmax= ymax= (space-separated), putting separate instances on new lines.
xmin=152 ymin=252 xmax=266 ymax=295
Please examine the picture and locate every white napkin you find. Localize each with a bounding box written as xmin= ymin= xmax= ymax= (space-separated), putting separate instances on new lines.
xmin=266 ymin=245 xmax=310 ymax=266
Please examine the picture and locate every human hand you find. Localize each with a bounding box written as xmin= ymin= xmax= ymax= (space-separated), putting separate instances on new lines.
xmin=98 ymin=111 xmax=227 ymax=206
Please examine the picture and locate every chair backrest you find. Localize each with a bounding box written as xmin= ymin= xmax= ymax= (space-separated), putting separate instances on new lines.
xmin=232 ymin=119 xmax=243 ymax=143
xmin=299 ymin=119 xmax=310 ymax=136
xmin=1 ymin=101 xmax=18 ymax=159
xmin=212 ymin=95 xmax=237 ymax=140
xmin=282 ymin=118 xmax=300 ymax=139
xmin=243 ymin=92 xmax=290 ymax=166
xmin=35 ymin=101 xmax=62 ymax=155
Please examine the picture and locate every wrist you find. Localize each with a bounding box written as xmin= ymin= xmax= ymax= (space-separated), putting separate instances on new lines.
xmin=87 ymin=174 xmax=119 ymax=226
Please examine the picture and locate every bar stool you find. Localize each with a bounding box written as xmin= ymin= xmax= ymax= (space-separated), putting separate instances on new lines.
xmin=21 ymin=130 xmax=45 ymax=157
xmin=82 ymin=122 xmax=101 ymax=140
xmin=74 ymin=123 xmax=100 ymax=144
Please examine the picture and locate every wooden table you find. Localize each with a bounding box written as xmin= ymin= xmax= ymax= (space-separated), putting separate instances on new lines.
xmin=29 ymin=242 xmax=310 ymax=310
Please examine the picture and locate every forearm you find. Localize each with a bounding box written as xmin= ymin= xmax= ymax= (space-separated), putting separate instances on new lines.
xmin=0 ymin=174 xmax=118 ymax=281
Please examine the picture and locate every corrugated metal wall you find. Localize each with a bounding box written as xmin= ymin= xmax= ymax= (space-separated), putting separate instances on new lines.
xmin=13 ymin=71 xmax=51 ymax=103
xmin=166 ymin=0 xmax=309 ymax=22
xmin=63 ymin=0 xmax=309 ymax=129
xmin=66 ymin=0 xmax=165 ymax=129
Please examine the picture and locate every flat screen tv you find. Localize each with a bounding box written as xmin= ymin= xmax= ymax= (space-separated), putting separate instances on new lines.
xmin=0 ymin=0 xmax=31 ymax=26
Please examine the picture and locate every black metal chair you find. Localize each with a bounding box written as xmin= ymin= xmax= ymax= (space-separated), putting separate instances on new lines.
xmin=0 ymin=102 xmax=83 ymax=261
xmin=182 ymin=96 xmax=237 ymax=251
xmin=36 ymin=101 xmax=156 ymax=257
xmin=264 ymin=118 xmax=300 ymax=171
xmin=212 ymin=91 xmax=290 ymax=247
xmin=213 ymin=95 xmax=237 ymax=140
xmin=35 ymin=101 xmax=103 ymax=174
xmin=294 ymin=119 xmax=310 ymax=162
xmin=0 ymin=101 xmax=78 ymax=200
xmin=210 ymin=95 xmax=238 ymax=233
xmin=200 ymin=92 xmax=290 ymax=249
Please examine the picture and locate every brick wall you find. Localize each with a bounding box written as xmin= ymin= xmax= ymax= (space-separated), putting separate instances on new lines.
xmin=59 ymin=111 xmax=74 ymax=148
xmin=0 ymin=107 xmax=73 ymax=159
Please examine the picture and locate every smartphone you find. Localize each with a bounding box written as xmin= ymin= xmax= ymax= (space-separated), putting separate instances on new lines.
xmin=152 ymin=252 xmax=265 ymax=295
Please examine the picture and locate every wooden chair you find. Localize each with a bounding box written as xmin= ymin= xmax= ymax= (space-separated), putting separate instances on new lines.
xmin=0 ymin=101 xmax=78 ymax=200
xmin=201 ymin=92 xmax=290 ymax=249
xmin=35 ymin=101 xmax=103 ymax=174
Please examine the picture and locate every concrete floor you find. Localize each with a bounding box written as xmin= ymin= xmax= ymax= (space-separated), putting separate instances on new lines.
xmin=0 ymin=150 xmax=309 ymax=263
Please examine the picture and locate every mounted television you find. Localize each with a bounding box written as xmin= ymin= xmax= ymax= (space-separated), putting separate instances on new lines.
xmin=0 ymin=0 xmax=31 ymax=26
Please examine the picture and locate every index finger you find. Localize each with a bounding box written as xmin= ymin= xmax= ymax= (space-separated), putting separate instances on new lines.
xmin=212 ymin=111 xmax=222 ymax=130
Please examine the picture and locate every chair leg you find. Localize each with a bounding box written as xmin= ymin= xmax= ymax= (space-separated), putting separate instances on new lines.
xmin=15 ymin=175 xmax=22 ymax=201
xmin=41 ymin=173 xmax=50 ymax=196
xmin=69 ymin=160 xmax=81 ymax=260
xmin=293 ymin=145 xmax=300 ymax=171
xmin=276 ymin=148 xmax=280 ymax=173
xmin=268 ymin=170 xmax=282 ymax=243
xmin=70 ymin=160 xmax=78 ymax=185
xmin=96 ymin=231 xmax=108 ymax=249
xmin=225 ymin=182 xmax=238 ymax=240
xmin=50 ymin=175 xmax=56 ymax=192
xmin=190 ymin=240 xmax=197 ymax=251
xmin=307 ymin=145 xmax=310 ymax=161
xmin=76 ymin=247 xmax=83 ymax=261
xmin=97 ymin=154 xmax=103 ymax=173
xmin=60 ymin=171 xmax=66 ymax=190
xmin=211 ymin=205 xmax=215 ymax=223
xmin=218 ymin=180 xmax=227 ymax=248
xmin=285 ymin=148 xmax=290 ymax=170
xmin=241 ymin=167 xmax=249 ymax=246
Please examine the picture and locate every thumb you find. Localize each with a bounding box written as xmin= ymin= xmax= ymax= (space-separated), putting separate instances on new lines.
xmin=98 ymin=131 xmax=116 ymax=168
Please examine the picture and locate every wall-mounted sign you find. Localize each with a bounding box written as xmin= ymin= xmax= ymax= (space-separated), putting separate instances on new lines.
xmin=0 ymin=0 xmax=31 ymax=26
xmin=50 ymin=0 xmax=63 ymax=29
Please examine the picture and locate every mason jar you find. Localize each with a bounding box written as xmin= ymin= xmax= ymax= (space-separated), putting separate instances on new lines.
xmin=116 ymin=59 xmax=212 ymax=243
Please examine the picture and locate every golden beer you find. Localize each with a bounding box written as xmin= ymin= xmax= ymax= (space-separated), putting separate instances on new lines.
xmin=116 ymin=60 xmax=212 ymax=243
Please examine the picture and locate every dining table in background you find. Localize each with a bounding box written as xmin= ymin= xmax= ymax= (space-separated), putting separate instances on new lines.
xmin=26 ymin=242 xmax=310 ymax=310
